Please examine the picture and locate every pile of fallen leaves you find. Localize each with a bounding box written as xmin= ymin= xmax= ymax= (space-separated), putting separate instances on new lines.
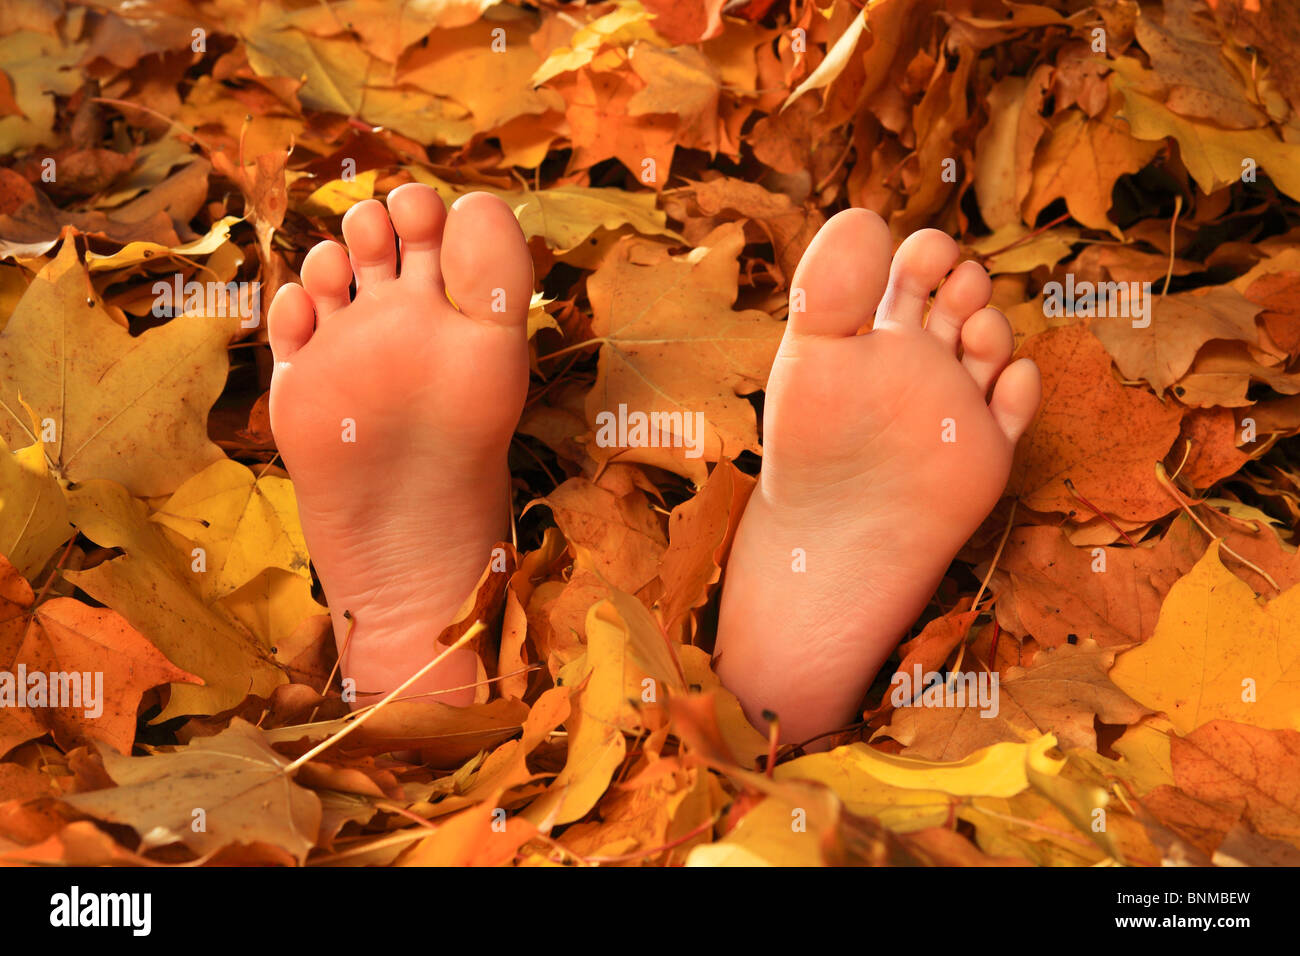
xmin=0 ymin=0 xmax=1298 ymax=867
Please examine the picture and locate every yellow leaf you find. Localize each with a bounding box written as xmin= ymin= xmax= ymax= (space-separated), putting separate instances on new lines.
xmin=299 ymin=170 xmax=378 ymax=216
xmin=0 ymin=242 xmax=236 ymax=497
xmin=63 ymin=480 xmax=283 ymax=721
xmin=151 ymin=459 xmax=312 ymax=600
xmin=781 ymin=3 xmax=874 ymax=111
xmin=84 ymin=216 xmax=243 ymax=272
xmin=220 ymin=568 xmax=327 ymax=654
xmin=65 ymin=718 xmax=320 ymax=864
xmin=785 ymin=734 xmax=1057 ymax=801
xmin=530 ymin=2 xmax=661 ymax=86
xmin=0 ymin=31 xmax=84 ymax=152
xmin=1110 ymin=540 xmax=1300 ymax=734
xmin=408 ymin=169 xmax=682 ymax=253
xmin=1111 ymin=716 xmax=1177 ymax=795
xmin=685 ymin=781 xmax=839 ymax=867
xmin=522 ymin=599 xmax=656 ymax=828
xmin=0 ymin=436 xmax=69 ymax=579
xmin=1115 ymin=68 xmax=1300 ymax=201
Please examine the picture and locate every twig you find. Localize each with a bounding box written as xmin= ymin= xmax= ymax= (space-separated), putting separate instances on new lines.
xmin=283 ymin=623 xmax=484 ymax=773
xmin=1154 ymin=462 xmax=1279 ymax=591
xmin=1064 ymin=478 xmax=1137 ymax=547
xmin=32 ymin=536 xmax=79 ymax=607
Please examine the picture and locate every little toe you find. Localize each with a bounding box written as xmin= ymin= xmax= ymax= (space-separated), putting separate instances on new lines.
xmin=989 ymin=357 xmax=1042 ymax=445
xmin=960 ymin=307 xmax=1014 ymax=394
xmin=388 ymin=183 xmax=447 ymax=289
xmin=300 ymin=240 xmax=353 ymax=320
xmin=785 ymin=207 xmax=892 ymax=337
xmin=341 ymin=199 xmax=397 ymax=292
xmin=442 ymin=192 xmax=533 ymax=328
xmin=926 ymin=260 xmax=991 ymax=348
xmin=875 ymin=229 xmax=960 ymax=330
xmin=267 ymin=283 xmax=315 ymax=361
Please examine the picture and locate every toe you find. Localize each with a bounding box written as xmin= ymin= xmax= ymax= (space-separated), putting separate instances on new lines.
xmin=926 ymin=260 xmax=991 ymax=348
xmin=960 ymin=307 xmax=1014 ymax=394
xmin=989 ymin=357 xmax=1041 ymax=445
xmin=267 ymin=282 xmax=315 ymax=361
xmin=341 ymin=199 xmax=397 ymax=291
xmin=442 ymin=192 xmax=533 ymax=328
xmin=300 ymin=240 xmax=353 ymax=320
xmin=388 ymin=183 xmax=447 ymax=289
xmin=786 ymin=207 xmax=892 ymax=337
xmin=875 ymin=229 xmax=959 ymax=330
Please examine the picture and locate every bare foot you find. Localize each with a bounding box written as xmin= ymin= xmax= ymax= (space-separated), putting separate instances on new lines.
xmin=267 ymin=185 xmax=532 ymax=706
xmin=714 ymin=209 xmax=1041 ymax=744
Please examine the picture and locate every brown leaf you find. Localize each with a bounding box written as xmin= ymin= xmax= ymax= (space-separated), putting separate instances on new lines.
xmin=1010 ymin=325 xmax=1184 ymax=521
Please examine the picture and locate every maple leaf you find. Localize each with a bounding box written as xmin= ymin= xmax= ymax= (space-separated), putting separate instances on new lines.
xmin=882 ymin=640 xmax=1146 ymax=760
xmin=1022 ymin=100 xmax=1160 ymax=237
xmin=0 ymin=574 xmax=199 ymax=756
xmin=582 ymin=223 xmax=784 ymax=479
xmin=1114 ymin=68 xmax=1300 ymax=201
xmin=150 ymin=459 xmax=311 ymax=601
xmin=64 ymin=718 xmax=321 ymax=864
xmin=0 ymin=435 xmax=69 ymax=580
xmin=1111 ymin=540 xmax=1300 ymax=735
xmin=0 ymin=242 xmax=236 ymax=497
xmin=62 ymin=480 xmax=284 ymax=721
xmin=1170 ymin=720 xmax=1300 ymax=849
xmin=1010 ymin=324 xmax=1184 ymax=521
xmin=1090 ymin=286 xmax=1262 ymax=394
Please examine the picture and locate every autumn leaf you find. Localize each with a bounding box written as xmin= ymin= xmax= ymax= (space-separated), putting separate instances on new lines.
xmin=1090 ymin=286 xmax=1262 ymax=394
xmin=881 ymin=640 xmax=1146 ymax=760
xmin=1114 ymin=68 xmax=1300 ymax=201
xmin=1022 ymin=101 xmax=1160 ymax=237
xmin=0 ymin=241 xmax=236 ymax=497
xmin=65 ymin=718 xmax=321 ymax=863
xmin=62 ymin=480 xmax=284 ymax=721
xmin=0 ymin=435 xmax=69 ymax=579
xmin=1110 ymin=540 xmax=1300 ymax=735
xmin=0 ymin=553 xmax=200 ymax=756
xmin=583 ymin=223 xmax=784 ymax=478
xmin=1170 ymin=720 xmax=1300 ymax=848
xmin=150 ymin=459 xmax=311 ymax=600
xmin=1010 ymin=324 xmax=1183 ymax=521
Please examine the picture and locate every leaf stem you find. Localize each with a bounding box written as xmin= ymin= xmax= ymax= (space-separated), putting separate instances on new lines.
xmin=283 ymin=622 xmax=484 ymax=773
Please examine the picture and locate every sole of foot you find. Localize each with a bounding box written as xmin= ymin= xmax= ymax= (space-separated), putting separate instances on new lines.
xmin=714 ymin=207 xmax=1041 ymax=745
xmin=267 ymin=185 xmax=533 ymax=707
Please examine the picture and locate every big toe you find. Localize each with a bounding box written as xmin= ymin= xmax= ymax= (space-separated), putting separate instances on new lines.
xmin=786 ymin=207 xmax=892 ymax=337
xmin=442 ymin=192 xmax=533 ymax=328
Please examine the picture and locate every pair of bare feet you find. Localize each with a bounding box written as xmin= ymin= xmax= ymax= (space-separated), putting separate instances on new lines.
xmin=266 ymin=185 xmax=1041 ymax=746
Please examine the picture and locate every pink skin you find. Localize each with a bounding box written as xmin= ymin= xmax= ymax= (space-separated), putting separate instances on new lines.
xmin=713 ymin=208 xmax=1041 ymax=745
xmin=267 ymin=185 xmax=532 ymax=707
xmin=268 ymin=194 xmax=1040 ymax=744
